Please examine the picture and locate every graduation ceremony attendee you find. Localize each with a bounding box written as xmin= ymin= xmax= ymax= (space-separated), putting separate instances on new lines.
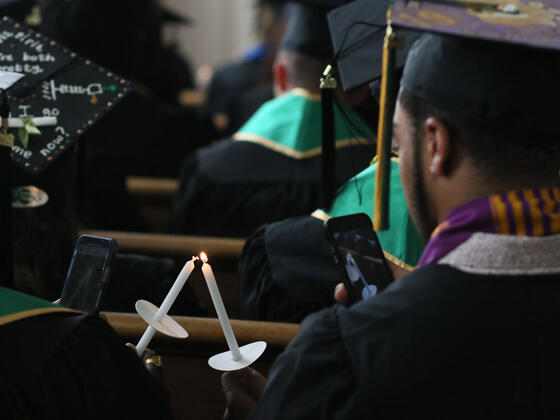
xmin=238 ymin=0 xmax=425 ymax=322
xmin=0 ymin=287 xmax=173 ymax=419
xmin=239 ymin=158 xmax=424 ymax=322
xmin=39 ymin=0 xmax=204 ymax=231
xmin=222 ymin=1 xmax=560 ymax=417
xmin=10 ymin=121 xmax=205 ymax=315
xmin=203 ymin=0 xmax=286 ymax=139
xmin=172 ymin=1 xmax=376 ymax=238
xmin=1 ymin=11 xmax=205 ymax=315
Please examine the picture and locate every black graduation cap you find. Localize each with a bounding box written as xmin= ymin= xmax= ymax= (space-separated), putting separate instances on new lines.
xmin=0 ymin=16 xmax=132 ymax=175
xmin=280 ymin=1 xmax=336 ymax=60
xmin=393 ymin=0 xmax=560 ymax=136
xmin=371 ymin=0 xmax=560 ymax=230
xmin=326 ymin=0 xmax=420 ymax=92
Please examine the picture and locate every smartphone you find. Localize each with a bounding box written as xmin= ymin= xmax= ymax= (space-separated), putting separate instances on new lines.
xmin=324 ymin=213 xmax=394 ymax=303
xmin=60 ymin=235 xmax=118 ymax=314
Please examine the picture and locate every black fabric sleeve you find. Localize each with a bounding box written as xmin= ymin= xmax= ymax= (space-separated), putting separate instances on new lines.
xmin=239 ymin=216 xmax=342 ymax=322
xmin=249 ymin=306 xmax=367 ymax=420
xmin=0 ymin=313 xmax=173 ymax=420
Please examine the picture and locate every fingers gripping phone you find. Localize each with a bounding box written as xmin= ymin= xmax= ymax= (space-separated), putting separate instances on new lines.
xmin=60 ymin=235 xmax=118 ymax=314
xmin=324 ymin=213 xmax=394 ymax=303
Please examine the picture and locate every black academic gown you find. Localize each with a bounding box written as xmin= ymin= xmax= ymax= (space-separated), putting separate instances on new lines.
xmin=250 ymin=264 xmax=560 ymax=419
xmin=0 ymin=313 xmax=173 ymax=419
xmin=239 ymin=216 xmax=340 ymax=322
xmin=172 ymin=140 xmax=374 ymax=238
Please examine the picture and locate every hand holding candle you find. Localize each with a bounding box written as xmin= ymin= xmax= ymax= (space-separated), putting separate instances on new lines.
xmin=200 ymin=252 xmax=267 ymax=371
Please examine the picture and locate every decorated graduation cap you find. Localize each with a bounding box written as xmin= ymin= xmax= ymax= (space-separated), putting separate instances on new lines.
xmin=393 ymin=0 xmax=560 ymax=144
xmin=0 ymin=16 xmax=131 ymax=174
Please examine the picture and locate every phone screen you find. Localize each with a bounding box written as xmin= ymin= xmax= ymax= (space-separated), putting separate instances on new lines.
xmin=325 ymin=214 xmax=394 ymax=302
xmin=60 ymin=237 xmax=116 ymax=313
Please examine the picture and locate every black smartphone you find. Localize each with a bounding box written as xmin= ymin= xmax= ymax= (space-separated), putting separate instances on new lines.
xmin=60 ymin=235 xmax=118 ymax=314
xmin=324 ymin=213 xmax=394 ymax=303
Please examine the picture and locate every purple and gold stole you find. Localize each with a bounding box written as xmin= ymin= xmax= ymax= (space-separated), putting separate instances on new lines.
xmin=418 ymin=187 xmax=560 ymax=267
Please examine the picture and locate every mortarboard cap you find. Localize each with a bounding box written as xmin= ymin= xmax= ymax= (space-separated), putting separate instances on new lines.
xmin=0 ymin=16 xmax=131 ymax=175
xmin=327 ymin=0 xmax=420 ymax=92
xmin=394 ymin=0 xmax=560 ymax=143
xmin=280 ymin=2 xmax=336 ymax=60
xmin=372 ymin=0 xmax=560 ymax=230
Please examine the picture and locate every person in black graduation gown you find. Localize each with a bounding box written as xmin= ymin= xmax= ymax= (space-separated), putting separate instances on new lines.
xmin=220 ymin=17 xmax=560 ymax=420
xmin=172 ymin=2 xmax=376 ymax=238
xmin=203 ymin=0 xmax=286 ymax=139
xmin=11 ymin=139 xmax=204 ymax=316
xmin=39 ymin=0 xmax=204 ymax=231
xmin=0 ymin=287 xmax=173 ymax=420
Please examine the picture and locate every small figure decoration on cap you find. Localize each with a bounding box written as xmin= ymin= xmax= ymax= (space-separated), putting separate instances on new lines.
xmin=0 ymin=16 xmax=132 ymax=174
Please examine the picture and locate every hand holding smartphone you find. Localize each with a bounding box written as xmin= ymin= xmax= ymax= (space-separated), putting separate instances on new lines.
xmin=324 ymin=213 xmax=394 ymax=304
xmin=60 ymin=235 xmax=118 ymax=314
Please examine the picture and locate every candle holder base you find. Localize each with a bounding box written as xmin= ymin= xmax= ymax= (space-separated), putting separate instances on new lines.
xmin=135 ymin=299 xmax=189 ymax=338
xmin=208 ymin=341 xmax=267 ymax=371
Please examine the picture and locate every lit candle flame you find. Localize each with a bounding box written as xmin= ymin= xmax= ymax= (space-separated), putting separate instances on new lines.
xmin=200 ymin=252 xmax=208 ymax=263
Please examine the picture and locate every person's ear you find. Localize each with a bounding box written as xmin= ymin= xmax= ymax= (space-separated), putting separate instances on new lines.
xmin=424 ymin=117 xmax=452 ymax=177
xmin=273 ymin=59 xmax=288 ymax=95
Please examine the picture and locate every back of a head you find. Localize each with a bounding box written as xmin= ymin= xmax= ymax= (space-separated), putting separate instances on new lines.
xmin=277 ymin=3 xmax=333 ymax=91
xmin=399 ymin=33 xmax=560 ymax=184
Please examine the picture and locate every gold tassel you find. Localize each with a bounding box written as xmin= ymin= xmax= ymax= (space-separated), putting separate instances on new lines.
xmin=373 ymin=9 xmax=403 ymax=231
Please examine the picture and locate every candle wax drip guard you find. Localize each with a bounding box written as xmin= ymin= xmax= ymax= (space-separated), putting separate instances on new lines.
xmin=136 ymin=299 xmax=189 ymax=338
xmin=208 ymin=341 xmax=267 ymax=371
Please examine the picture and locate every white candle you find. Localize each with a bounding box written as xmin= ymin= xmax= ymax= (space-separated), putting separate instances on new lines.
xmin=200 ymin=252 xmax=242 ymax=361
xmin=8 ymin=117 xmax=58 ymax=127
xmin=135 ymin=325 xmax=156 ymax=356
xmin=136 ymin=256 xmax=197 ymax=356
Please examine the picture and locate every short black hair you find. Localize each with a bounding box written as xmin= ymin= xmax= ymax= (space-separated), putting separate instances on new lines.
xmin=398 ymin=89 xmax=560 ymax=185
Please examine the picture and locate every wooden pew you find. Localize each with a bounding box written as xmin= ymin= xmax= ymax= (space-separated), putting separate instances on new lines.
xmin=81 ymin=230 xmax=245 ymax=317
xmin=126 ymin=177 xmax=178 ymax=232
xmin=80 ymin=230 xmax=244 ymax=259
xmin=126 ymin=177 xmax=179 ymax=199
xmin=104 ymin=312 xmax=299 ymax=420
